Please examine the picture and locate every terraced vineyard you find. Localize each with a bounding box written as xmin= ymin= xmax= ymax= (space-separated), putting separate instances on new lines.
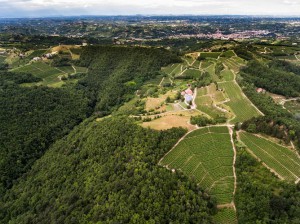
xmin=239 ymin=132 xmax=300 ymax=183
xmin=218 ymin=81 xmax=261 ymax=123
xmin=160 ymin=126 xmax=235 ymax=205
xmin=195 ymin=83 xmax=230 ymax=119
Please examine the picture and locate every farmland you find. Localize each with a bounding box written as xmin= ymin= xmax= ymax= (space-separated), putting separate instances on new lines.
xmin=239 ymin=132 xmax=300 ymax=183
xmin=195 ymin=83 xmax=230 ymax=119
xmin=218 ymin=81 xmax=261 ymax=123
xmin=213 ymin=208 xmax=237 ymax=224
xmin=159 ymin=126 xmax=235 ymax=205
xmin=12 ymin=62 xmax=73 ymax=87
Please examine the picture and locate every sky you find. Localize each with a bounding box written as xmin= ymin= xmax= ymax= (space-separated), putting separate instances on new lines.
xmin=0 ymin=0 xmax=300 ymax=18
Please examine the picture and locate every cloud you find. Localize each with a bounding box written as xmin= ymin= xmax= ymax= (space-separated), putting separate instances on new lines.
xmin=0 ymin=0 xmax=299 ymax=17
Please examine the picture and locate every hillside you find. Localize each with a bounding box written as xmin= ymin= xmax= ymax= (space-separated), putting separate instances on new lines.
xmin=0 ymin=118 xmax=215 ymax=224
xmin=1 ymin=41 xmax=300 ymax=224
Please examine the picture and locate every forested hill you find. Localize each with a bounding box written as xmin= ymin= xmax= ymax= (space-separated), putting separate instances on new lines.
xmin=0 ymin=45 xmax=180 ymax=195
xmin=76 ymin=46 xmax=181 ymax=115
xmin=0 ymin=118 xmax=215 ymax=224
xmin=0 ymin=71 xmax=89 ymax=194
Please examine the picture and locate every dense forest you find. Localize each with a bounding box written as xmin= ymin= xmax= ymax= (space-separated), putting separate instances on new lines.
xmin=76 ymin=46 xmax=181 ymax=115
xmin=240 ymin=60 xmax=300 ymax=97
xmin=0 ymin=118 xmax=215 ymax=223
xmin=238 ymin=66 xmax=300 ymax=149
xmin=0 ymin=71 xmax=89 ymax=194
xmin=235 ymin=149 xmax=300 ymax=224
xmin=0 ymin=45 xmax=181 ymax=195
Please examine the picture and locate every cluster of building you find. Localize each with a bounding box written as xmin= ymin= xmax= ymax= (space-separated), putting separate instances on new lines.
xmin=32 ymin=52 xmax=58 ymax=62
xmin=166 ymin=30 xmax=271 ymax=40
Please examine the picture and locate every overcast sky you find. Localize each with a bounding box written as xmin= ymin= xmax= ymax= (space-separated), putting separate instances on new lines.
xmin=0 ymin=0 xmax=299 ymax=18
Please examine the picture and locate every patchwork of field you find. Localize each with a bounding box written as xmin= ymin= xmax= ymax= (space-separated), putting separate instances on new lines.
xmin=160 ymin=126 xmax=235 ymax=204
xmin=213 ymin=208 xmax=237 ymax=224
xmin=218 ymin=81 xmax=261 ymax=123
xmin=196 ymin=84 xmax=229 ymax=119
xmin=13 ymin=62 xmax=75 ymax=87
xmin=239 ymin=132 xmax=300 ymax=183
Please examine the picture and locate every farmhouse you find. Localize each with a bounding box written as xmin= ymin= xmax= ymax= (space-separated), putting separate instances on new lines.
xmin=256 ymin=88 xmax=266 ymax=94
xmin=181 ymin=85 xmax=194 ymax=104
xmin=32 ymin=57 xmax=42 ymax=62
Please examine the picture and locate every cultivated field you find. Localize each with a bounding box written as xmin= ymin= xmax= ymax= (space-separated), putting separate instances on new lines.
xmin=218 ymin=81 xmax=261 ymax=123
xmin=13 ymin=62 xmax=65 ymax=87
xmin=213 ymin=208 xmax=237 ymax=224
xmin=196 ymin=84 xmax=230 ymax=119
xmin=160 ymin=126 xmax=235 ymax=204
xmin=239 ymin=132 xmax=300 ymax=183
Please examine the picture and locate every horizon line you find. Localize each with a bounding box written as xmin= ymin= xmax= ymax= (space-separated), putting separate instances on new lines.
xmin=1 ymin=14 xmax=300 ymax=19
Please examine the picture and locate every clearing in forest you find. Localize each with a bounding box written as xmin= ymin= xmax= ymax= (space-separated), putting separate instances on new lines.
xmin=141 ymin=110 xmax=202 ymax=131
xmin=160 ymin=126 xmax=235 ymax=205
xmin=239 ymin=132 xmax=300 ymax=183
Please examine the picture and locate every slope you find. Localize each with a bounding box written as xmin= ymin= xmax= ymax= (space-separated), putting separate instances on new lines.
xmin=0 ymin=118 xmax=215 ymax=224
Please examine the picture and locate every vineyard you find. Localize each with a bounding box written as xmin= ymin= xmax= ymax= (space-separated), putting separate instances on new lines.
xmin=159 ymin=126 xmax=235 ymax=205
xmin=239 ymin=132 xmax=300 ymax=183
xmin=213 ymin=208 xmax=237 ymax=224
xmin=218 ymin=81 xmax=261 ymax=123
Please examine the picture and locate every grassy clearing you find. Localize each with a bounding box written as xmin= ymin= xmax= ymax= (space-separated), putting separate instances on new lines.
xmin=141 ymin=110 xmax=201 ymax=131
xmin=145 ymin=91 xmax=177 ymax=111
xmin=213 ymin=208 xmax=237 ymax=224
xmin=219 ymin=81 xmax=261 ymax=123
xmin=239 ymin=132 xmax=300 ymax=182
xmin=160 ymin=126 xmax=235 ymax=204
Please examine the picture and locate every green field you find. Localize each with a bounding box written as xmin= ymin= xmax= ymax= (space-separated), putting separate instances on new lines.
xmin=239 ymin=132 xmax=300 ymax=182
xmin=27 ymin=49 xmax=48 ymax=59
xmin=220 ymin=69 xmax=235 ymax=81
xmin=219 ymin=81 xmax=261 ymax=123
xmin=13 ymin=62 xmax=65 ymax=87
xmin=182 ymin=68 xmax=202 ymax=78
xmin=162 ymin=63 xmax=182 ymax=77
xmin=160 ymin=126 xmax=235 ymax=204
xmin=221 ymin=50 xmax=236 ymax=58
xmin=199 ymin=52 xmax=222 ymax=59
xmin=196 ymin=85 xmax=228 ymax=119
xmin=213 ymin=208 xmax=237 ymax=224
xmin=56 ymin=66 xmax=75 ymax=74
